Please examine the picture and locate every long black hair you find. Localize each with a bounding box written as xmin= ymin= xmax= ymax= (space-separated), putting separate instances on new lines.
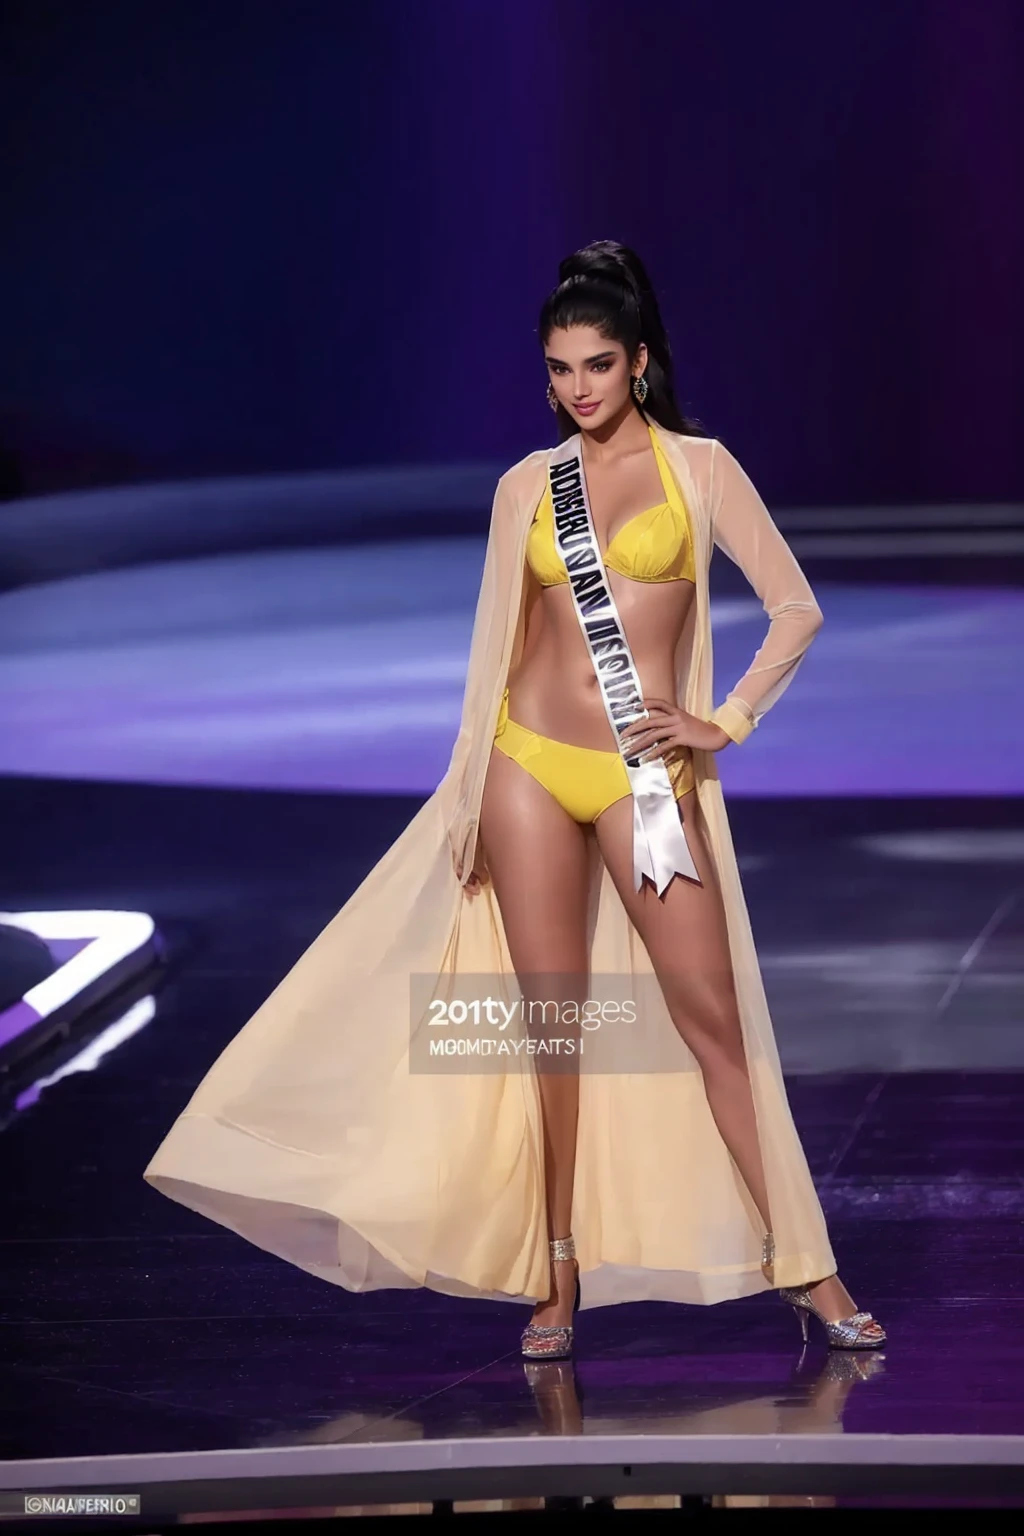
xmin=539 ymin=239 xmax=707 ymax=442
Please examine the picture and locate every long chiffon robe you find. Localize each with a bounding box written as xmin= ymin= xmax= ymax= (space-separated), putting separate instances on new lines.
xmin=144 ymin=420 xmax=837 ymax=1308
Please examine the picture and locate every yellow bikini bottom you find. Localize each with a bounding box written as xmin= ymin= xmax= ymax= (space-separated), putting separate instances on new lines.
xmin=493 ymin=689 xmax=694 ymax=825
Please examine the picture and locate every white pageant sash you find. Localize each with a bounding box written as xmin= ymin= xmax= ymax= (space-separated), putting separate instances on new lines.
xmin=547 ymin=437 xmax=701 ymax=895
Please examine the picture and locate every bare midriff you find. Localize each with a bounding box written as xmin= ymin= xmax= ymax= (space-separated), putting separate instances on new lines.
xmin=504 ymin=570 xmax=697 ymax=750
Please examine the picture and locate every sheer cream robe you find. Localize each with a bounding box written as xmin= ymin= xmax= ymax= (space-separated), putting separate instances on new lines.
xmin=144 ymin=421 xmax=836 ymax=1308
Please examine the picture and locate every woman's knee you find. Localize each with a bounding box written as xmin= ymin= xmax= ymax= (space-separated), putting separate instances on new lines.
xmin=661 ymin=980 xmax=748 ymax=1072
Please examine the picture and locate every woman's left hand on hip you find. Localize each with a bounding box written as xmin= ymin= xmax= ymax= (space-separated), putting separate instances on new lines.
xmin=620 ymin=697 xmax=731 ymax=757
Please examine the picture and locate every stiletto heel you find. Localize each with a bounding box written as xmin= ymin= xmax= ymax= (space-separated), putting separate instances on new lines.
xmin=521 ymin=1235 xmax=579 ymax=1361
xmin=793 ymin=1304 xmax=810 ymax=1344
xmin=780 ymin=1285 xmax=886 ymax=1350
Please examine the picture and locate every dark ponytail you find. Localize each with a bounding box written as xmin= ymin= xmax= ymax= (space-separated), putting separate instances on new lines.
xmin=538 ymin=239 xmax=708 ymax=442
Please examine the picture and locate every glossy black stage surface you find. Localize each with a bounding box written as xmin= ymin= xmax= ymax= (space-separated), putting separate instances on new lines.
xmin=1 ymin=777 xmax=1023 ymax=1470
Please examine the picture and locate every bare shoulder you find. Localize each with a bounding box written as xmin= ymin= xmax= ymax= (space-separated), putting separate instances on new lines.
xmin=654 ymin=428 xmax=721 ymax=503
xmin=659 ymin=428 xmax=720 ymax=468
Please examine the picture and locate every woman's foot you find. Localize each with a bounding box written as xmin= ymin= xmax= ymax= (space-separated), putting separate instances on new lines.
xmin=529 ymin=1256 xmax=578 ymax=1331
xmin=521 ymin=1238 xmax=580 ymax=1360
xmin=801 ymin=1273 xmax=885 ymax=1346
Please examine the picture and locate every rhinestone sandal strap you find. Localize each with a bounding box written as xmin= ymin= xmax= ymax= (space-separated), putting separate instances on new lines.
xmin=522 ymin=1336 xmax=573 ymax=1359
xmin=827 ymin=1313 xmax=884 ymax=1345
xmin=549 ymin=1236 xmax=576 ymax=1262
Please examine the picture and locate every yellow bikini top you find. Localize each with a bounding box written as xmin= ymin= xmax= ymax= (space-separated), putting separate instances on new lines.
xmin=526 ymin=423 xmax=696 ymax=587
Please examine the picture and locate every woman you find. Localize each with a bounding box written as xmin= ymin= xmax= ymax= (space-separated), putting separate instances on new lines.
xmin=144 ymin=241 xmax=884 ymax=1358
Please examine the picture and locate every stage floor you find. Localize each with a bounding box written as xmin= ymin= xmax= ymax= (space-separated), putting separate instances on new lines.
xmin=1 ymin=540 xmax=1022 ymax=796
xmin=1 ymin=778 xmax=1022 ymax=1503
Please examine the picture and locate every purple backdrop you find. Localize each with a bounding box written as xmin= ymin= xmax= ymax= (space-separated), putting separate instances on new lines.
xmin=1 ymin=0 xmax=1021 ymax=502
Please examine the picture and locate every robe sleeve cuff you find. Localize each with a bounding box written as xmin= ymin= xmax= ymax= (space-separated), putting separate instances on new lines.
xmin=710 ymin=700 xmax=756 ymax=746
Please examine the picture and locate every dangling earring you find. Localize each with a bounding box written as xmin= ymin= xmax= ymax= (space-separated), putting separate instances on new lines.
xmin=632 ymin=374 xmax=649 ymax=406
xmin=546 ymin=382 xmax=558 ymax=413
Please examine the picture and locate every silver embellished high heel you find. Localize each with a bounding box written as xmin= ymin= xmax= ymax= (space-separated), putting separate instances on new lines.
xmin=780 ymin=1286 xmax=886 ymax=1350
xmin=521 ymin=1236 xmax=581 ymax=1361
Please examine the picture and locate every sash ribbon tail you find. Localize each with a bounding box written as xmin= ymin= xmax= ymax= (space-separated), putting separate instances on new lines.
xmin=627 ymin=761 xmax=701 ymax=895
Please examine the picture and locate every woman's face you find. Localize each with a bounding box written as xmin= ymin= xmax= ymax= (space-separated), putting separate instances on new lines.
xmin=544 ymin=325 xmax=647 ymax=431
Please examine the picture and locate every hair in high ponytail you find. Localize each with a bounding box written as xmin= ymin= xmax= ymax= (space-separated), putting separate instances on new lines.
xmin=539 ymin=239 xmax=707 ymax=442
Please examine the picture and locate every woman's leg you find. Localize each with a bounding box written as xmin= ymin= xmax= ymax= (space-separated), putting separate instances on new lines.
xmin=593 ymin=787 xmax=871 ymax=1324
xmin=595 ymin=787 xmax=771 ymax=1229
xmin=480 ymin=744 xmax=590 ymax=1330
